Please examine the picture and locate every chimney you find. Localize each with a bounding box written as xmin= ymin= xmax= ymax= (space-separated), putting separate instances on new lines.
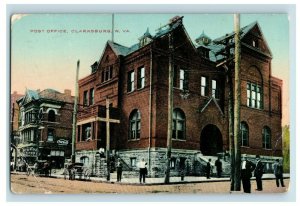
xmin=64 ymin=89 xmax=71 ymax=96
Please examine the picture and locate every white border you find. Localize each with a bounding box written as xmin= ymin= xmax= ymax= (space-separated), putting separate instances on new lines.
xmin=2 ymin=2 xmax=297 ymax=205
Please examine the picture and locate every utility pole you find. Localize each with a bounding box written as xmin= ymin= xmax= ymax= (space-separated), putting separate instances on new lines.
xmin=233 ymin=13 xmax=241 ymax=191
xmin=106 ymin=97 xmax=111 ymax=181
xmin=164 ymin=32 xmax=173 ymax=184
xmin=71 ymin=60 xmax=80 ymax=163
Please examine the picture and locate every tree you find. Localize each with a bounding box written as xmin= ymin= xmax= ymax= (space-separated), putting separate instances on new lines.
xmin=282 ymin=125 xmax=290 ymax=173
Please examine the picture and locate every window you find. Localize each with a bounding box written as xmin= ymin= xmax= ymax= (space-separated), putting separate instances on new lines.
xmin=89 ymin=88 xmax=94 ymax=105
xmin=137 ymin=67 xmax=145 ymax=89
xmin=240 ymin=122 xmax=249 ymax=147
xmin=129 ymin=110 xmax=141 ymax=140
xmin=47 ymin=129 xmax=54 ymax=142
xmin=127 ymin=70 xmax=135 ymax=92
xmin=130 ymin=158 xmax=136 ymax=167
xmin=82 ymin=123 xmax=92 ymax=141
xmin=83 ymin=90 xmax=88 ymax=106
xmin=247 ymin=82 xmax=262 ymax=109
xmin=201 ymin=76 xmax=208 ymax=96
xmin=252 ymin=39 xmax=259 ymax=48
xmin=179 ymin=69 xmax=188 ymax=90
xmin=212 ymin=79 xmax=220 ymax=99
xmin=48 ymin=110 xmax=55 ymax=122
xmin=170 ymin=157 xmax=176 ymax=169
xmin=101 ymin=66 xmax=113 ymax=82
xmin=262 ymin=126 xmax=271 ymax=149
xmin=80 ymin=156 xmax=89 ymax=166
xmin=172 ymin=108 xmax=185 ymax=140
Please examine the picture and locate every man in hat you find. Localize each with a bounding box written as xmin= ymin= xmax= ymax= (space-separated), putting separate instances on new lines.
xmin=116 ymin=158 xmax=123 ymax=182
xmin=241 ymin=155 xmax=255 ymax=193
xmin=254 ymin=155 xmax=264 ymax=191
xmin=274 ymin=159 xmax=285 ymax=187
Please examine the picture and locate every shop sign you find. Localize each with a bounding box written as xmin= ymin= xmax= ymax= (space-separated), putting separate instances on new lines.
xmin=57 ymin=139 xmax=69 ymax=146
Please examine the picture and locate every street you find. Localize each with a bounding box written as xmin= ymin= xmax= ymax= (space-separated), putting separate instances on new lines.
xmin=10 ymin=173 xmax=289 ymax=194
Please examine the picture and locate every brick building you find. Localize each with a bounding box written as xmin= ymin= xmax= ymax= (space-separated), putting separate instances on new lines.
xmin=11 ymin=91 xmax=23 ymax=145
xmin=10 ymin=91 xmax=23 ymax=168
xmin=16 ymin=89 xmax=74 ymax=168
xmin=76 ymin=17 xmax=282 ymax=177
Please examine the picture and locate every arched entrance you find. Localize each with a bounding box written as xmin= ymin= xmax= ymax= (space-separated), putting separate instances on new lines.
xmin=200 ymin=124 xmax=223 ymax=155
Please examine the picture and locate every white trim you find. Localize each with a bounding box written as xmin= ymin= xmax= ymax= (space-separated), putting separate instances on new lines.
xmin=41 ymin=103 xmax=61 ymax=109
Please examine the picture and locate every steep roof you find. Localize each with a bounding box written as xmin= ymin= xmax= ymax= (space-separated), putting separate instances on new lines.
xmin=202 ymin=21 xmax=272 ymax=62
xmin=213 ymin=21 xmax=257 ymax=43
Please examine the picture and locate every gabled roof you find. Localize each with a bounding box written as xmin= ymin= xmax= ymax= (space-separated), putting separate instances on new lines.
xmin=27 ymin=89 xmax=39 ymax=100
xmin=213 ymin=21 xmax=257 ymax=43
xmin=107 ymin=41 xmax=131 ymax=56
xmin=101 ymin=17 xmax=196 ymax=62
xmin=203 ymin=21 xmax=272 ymax=62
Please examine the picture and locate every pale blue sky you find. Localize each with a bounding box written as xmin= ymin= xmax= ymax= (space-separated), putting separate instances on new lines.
xmin=11 ymin=13 xmax=289 ymax=124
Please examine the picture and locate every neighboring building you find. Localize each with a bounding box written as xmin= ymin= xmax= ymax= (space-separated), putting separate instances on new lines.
xmin=76 ymin=16 xmax=282 ymax=177
xmin=16 ymin=89 xmax=74 ymax=168
xmin=10 ymin=91 xmax=23 ymax=168
xmin=11 ymin=91 xmax=23 ymax=146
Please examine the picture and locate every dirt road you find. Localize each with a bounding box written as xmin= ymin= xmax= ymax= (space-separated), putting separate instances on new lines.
xmin=10 ymin=174 xmax=289 ymax=194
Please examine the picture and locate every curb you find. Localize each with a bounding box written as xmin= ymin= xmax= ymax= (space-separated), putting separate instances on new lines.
xmin=10 ymin=172 xmax=290 ymax=186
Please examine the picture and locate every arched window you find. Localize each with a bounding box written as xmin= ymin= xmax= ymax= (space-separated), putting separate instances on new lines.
xmin=129 ymin=110 xmax=141 ymax=140
xmin=240 ymin=122 xmax=249 ymax=147
xmin=172 ymin=108 xmax=185 ymax=140
xmin=48 ymin=110 xmax=56 ymax=122
xmin=262 ymin=126 xmax=271 ymax=149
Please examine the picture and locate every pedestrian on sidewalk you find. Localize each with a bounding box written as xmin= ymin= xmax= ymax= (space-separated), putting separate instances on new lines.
xmin=138 ymin=158 xmax=147 ymax=184
xmin=241 ymin=155 xmax=255 ymax=193
xmin=215 ymin=157 xmax=222 ymax=178
xmin=206 ymin=159 xmax=212 ymax=179
xmin=254 ymin=155 xmax=264 ymax=191
xmin=116 ymin=158 xmax=123 ymax=182
xmin=273 ymin=159 xmax=285 ymax=187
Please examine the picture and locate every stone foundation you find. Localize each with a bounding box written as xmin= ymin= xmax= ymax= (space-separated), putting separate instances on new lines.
xmin=76 ymin=149 xmax=283 ymax=178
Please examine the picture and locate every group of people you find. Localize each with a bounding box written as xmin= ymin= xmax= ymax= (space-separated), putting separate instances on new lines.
xmin=241 ymin=155 xmax=285 ymax=193
xmin=116 ymin=157 xmax=148 ymax=184
xmin=205 ymin=157 xmax=223 ymax=179
xmin=205 ymin=155 xmax=285 ymax=193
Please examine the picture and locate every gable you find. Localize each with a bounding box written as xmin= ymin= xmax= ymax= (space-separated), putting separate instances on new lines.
xmin=172 ymin=25 xmax=198 ymax=58
xmin=98 ymin=43 xmax=118 ymax=67
xmin=241 ymin=24 xmax=272 ymax=58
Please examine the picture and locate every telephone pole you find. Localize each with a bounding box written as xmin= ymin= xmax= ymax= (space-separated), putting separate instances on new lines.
xmin=164 ymin=32 xmax=174 ymax=184
xmin=71 ymin=60 xmax=80 ymax=163
xmin=233 ymin=13 xmax=241 ymax=191
xmin=106 ymin=97 xmax=111 ymax=181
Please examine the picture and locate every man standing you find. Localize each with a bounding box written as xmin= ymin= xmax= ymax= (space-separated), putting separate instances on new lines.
xmin=274 ymin=159 xmax=285 ymax=187
xmin=138 ymin=158 xmax=147 ymax=184
xmin=206 ymin=159 xmax=212 ymax=179
xmin=254 ymin=155 xmax=264 ymax=191
xmin=241 ymin=155 xmax=255 ymax=193
xmin=116 ymin=158 xmax=123 ymax=182
xmin=215 ymin=157 xmax=222 ymax=178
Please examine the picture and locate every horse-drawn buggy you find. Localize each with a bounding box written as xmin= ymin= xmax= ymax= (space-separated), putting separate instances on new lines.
xmin=63 ymin=162 xmax=91 ymax=180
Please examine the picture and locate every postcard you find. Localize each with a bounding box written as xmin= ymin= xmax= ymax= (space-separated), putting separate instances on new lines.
xmin=10 ymin=13 xmax=290 ymax=195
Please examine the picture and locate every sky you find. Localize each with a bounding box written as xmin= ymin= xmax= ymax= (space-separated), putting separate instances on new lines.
xmin=10 ymin=13 xmax=289 ymax=125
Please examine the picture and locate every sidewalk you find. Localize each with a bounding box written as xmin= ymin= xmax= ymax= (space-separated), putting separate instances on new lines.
xmin=12 ymin=171 xmax=290 ymax=185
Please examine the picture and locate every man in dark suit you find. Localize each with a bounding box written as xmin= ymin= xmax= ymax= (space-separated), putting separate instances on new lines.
xmin=254 ymin=155 xmax=264 ymax=191
xmin=241 ymin=155 xmax=255 ymax=193
xmin=206 ymin=159 xmax=212 ymax=179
